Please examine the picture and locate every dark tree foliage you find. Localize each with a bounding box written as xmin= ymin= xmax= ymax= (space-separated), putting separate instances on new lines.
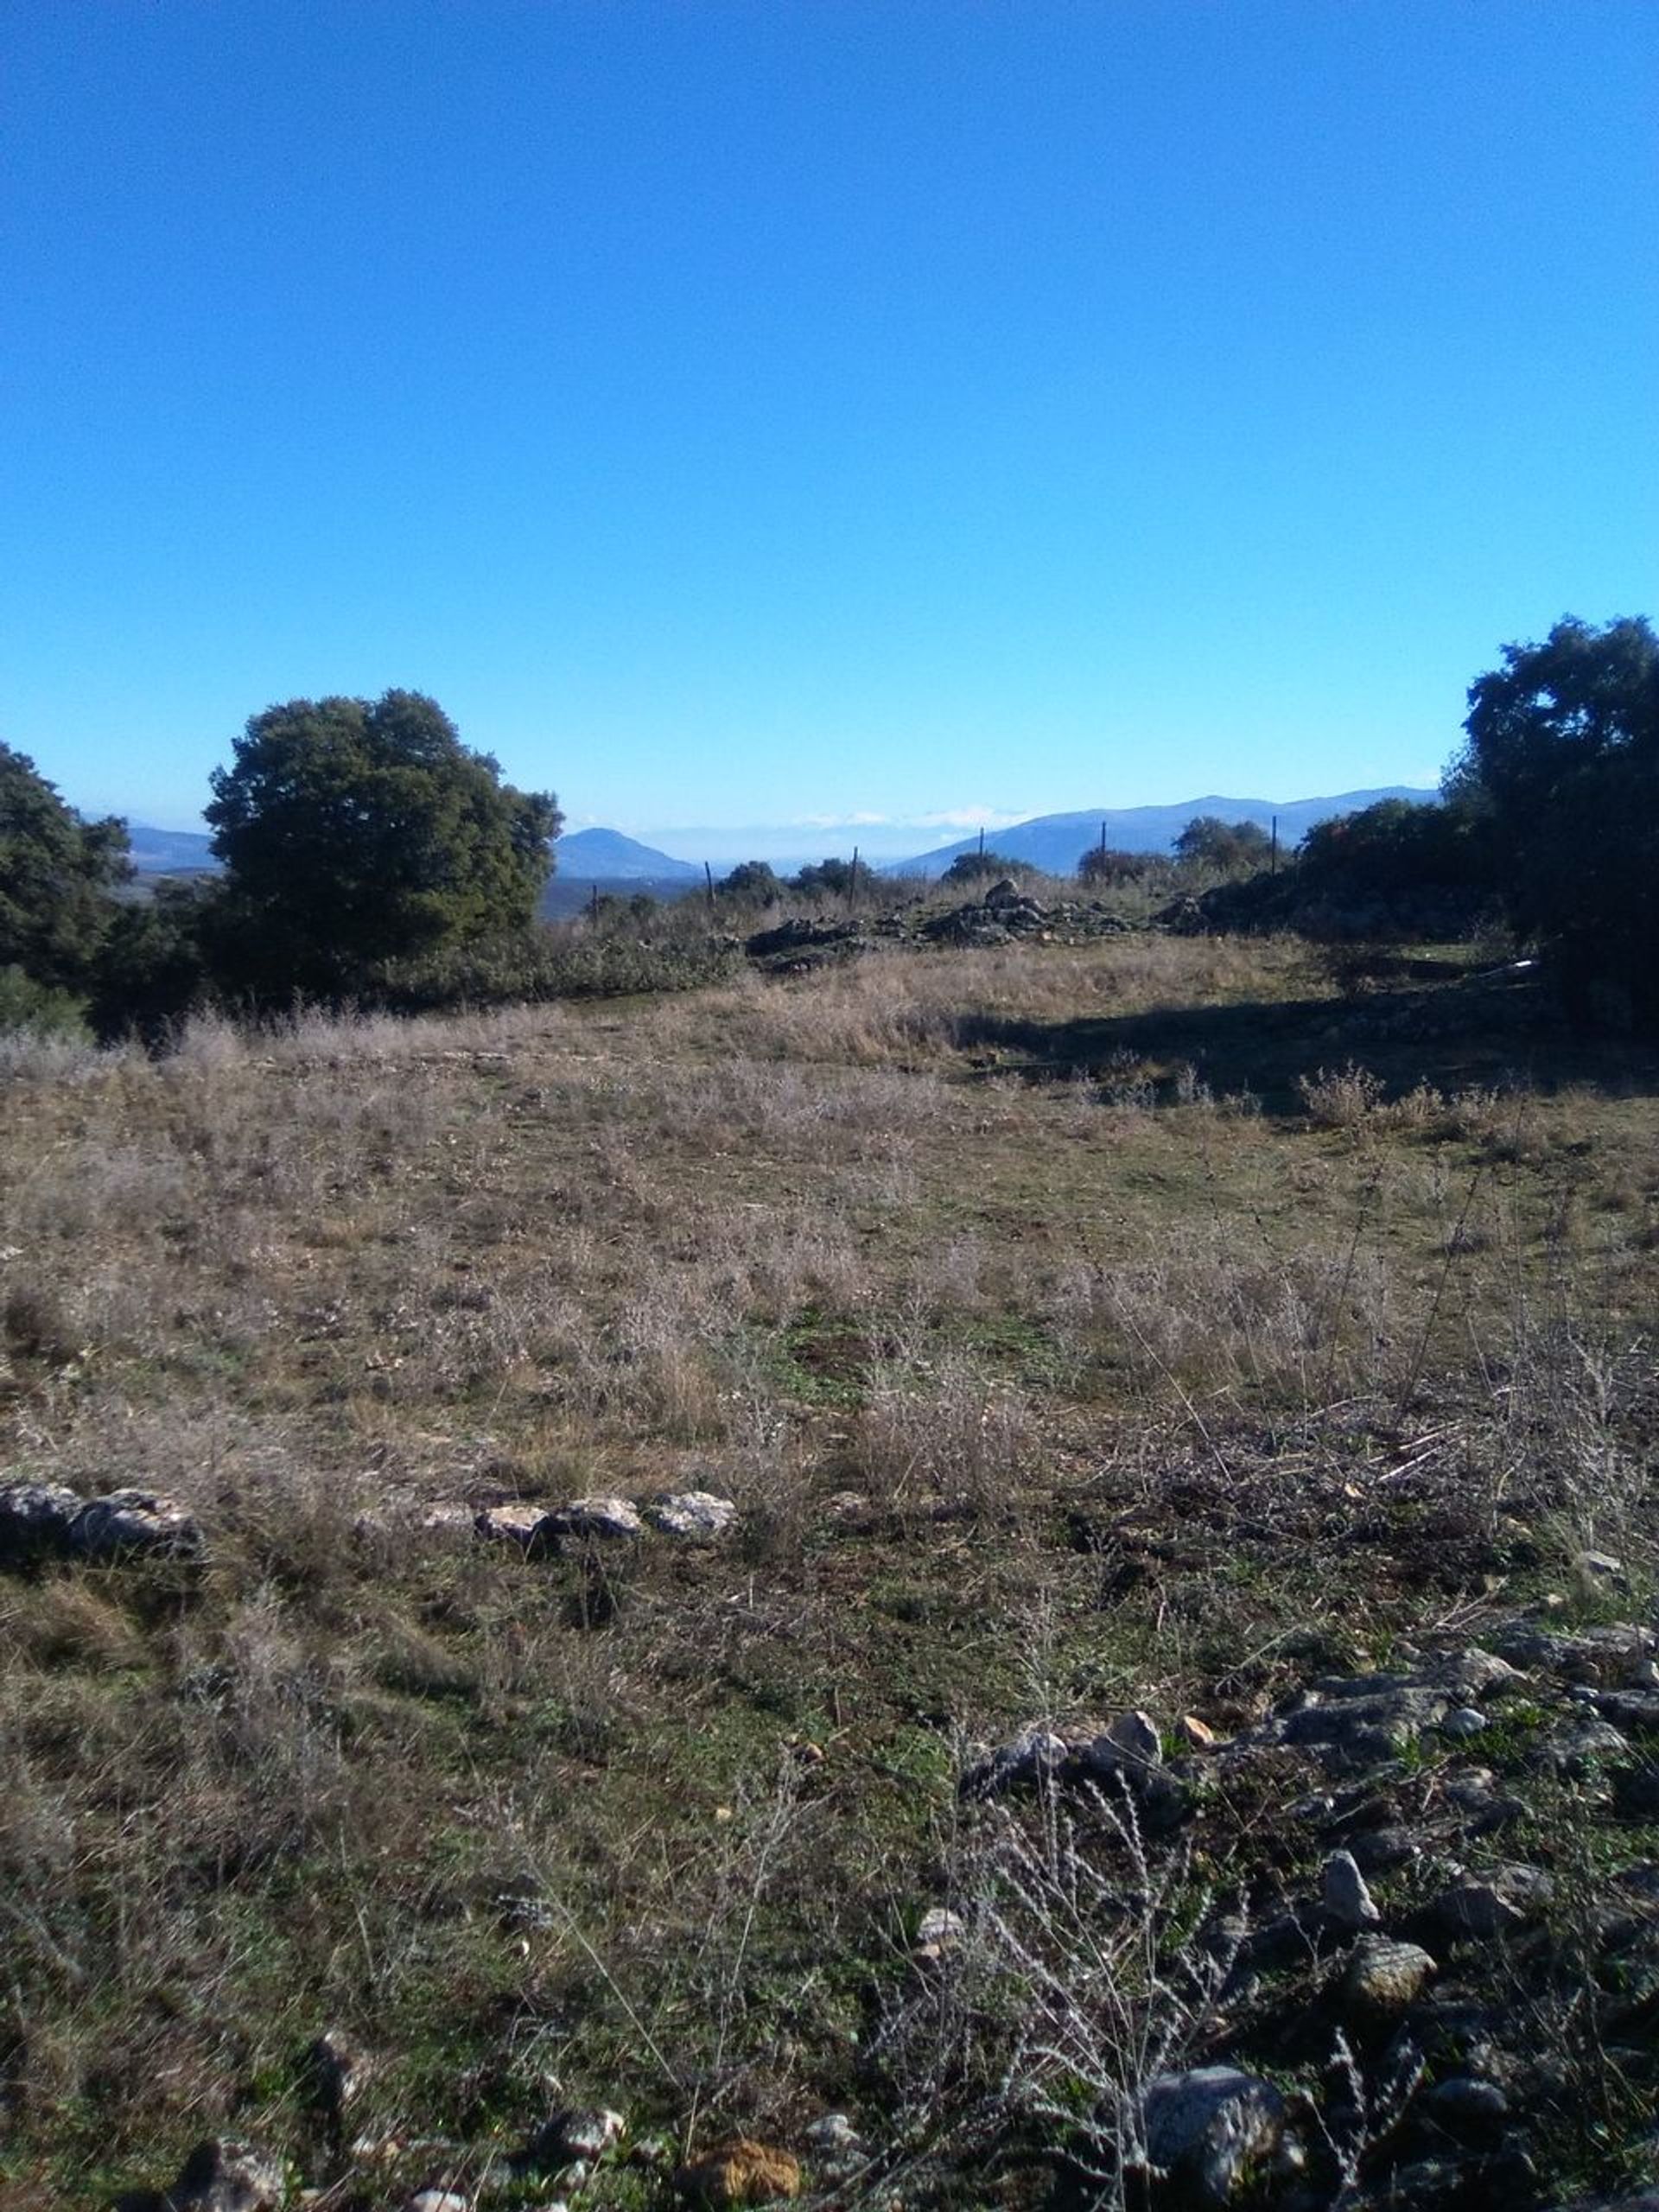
xmin=1452 ymin=616 xmax=1659 ymax=1023
xmin=719 ymin=860 xmax=785 ymax=905
xmin=205 ymin=691 xmax=562 ymax=998
xmin=1077 ymin=844 xmax=1154 ymax=887
xmin=90 ymin=880 xmax=217 ymax=1042
xmin=939 ymin=849 xmax=1024 ymax=887
xmin=1297 ymin=798 xmax=1490 ymax=900
xmin=1173 ymin=816 xmax=1272 ymax=874
xmin=791 ymin=856 xmax=870 ymax=899
xmin=0 ymin=742 xmax=130 ymax=996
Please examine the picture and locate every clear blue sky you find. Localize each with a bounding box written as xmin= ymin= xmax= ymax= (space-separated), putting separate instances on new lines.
xmin=3 ymin=2 xmax=1655 ymax=845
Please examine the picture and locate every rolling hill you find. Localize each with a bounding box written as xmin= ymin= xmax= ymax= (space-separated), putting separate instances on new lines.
xmin=889 ymin=787 xmax=1439 ymax=878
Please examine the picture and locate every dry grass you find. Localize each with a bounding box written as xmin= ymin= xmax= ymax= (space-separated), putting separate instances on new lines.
xmin=2 ymin=935 xmax=1657 ymax=2202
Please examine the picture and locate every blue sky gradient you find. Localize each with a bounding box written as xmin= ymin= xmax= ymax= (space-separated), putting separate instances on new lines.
xmin=3 ymin=3 xmax=1655 ymax=839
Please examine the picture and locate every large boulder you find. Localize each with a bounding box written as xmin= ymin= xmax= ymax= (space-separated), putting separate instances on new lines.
xmin=542 ymin=1496 xmax=645 ymax=1544
xmin=645 ymin=1491 xmax=738 ymax=1541
xmin=1141 ymin=2067 xmax=1288 ymax=2207
xmin=72 ymin=1489 xmax=204 ymax=1562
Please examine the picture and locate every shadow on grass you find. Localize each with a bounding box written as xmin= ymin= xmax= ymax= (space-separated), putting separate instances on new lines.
xmin=952 ymin=970 xmax=1659 ymax=1114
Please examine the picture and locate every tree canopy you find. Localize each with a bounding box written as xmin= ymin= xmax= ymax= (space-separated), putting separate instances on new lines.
xmin=1452 ymin=616 xmax=1659 ymax=1022
xmin=1173 ymin=816 xmax=1272 ymax=874
xmin=719 ymin=860 xmax=785 ymax=905
xmin=791 ymin=856 xmax=871 ymax=899
xmin=1077 ymin=844 xmax=1154 ymax=887
xmin=939 ymin=849 xmax=1024 ymax=887
xmin=206 ymin=691 xmax=562 ymax=997
xmin=0 ymin=742 xmax=130 ymax=996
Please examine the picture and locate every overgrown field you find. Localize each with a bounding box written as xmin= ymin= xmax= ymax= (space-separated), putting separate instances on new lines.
xmin=3 ymin=936 xmax=1657 ymax=2209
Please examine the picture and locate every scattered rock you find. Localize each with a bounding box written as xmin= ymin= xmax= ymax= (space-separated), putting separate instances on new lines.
xmin=1426 ymin=2075 xmax=1510 ymax=2135
xmin=1321 ymin=1849 xmax=1382 ymax=1930
xmin=1440 ymin=1707 xmax=1490 ymax=1738
xmin=474 ymin=1501 xmax=553 ymax=1550
xmin=1428 ymin=1864 xmax=1553 ymax=1941
xmin=0 ymin=1478 xmax=83 ymax=1564
xmin=913 ymin=1906 xmax=966 ymax=1960
xmin=673 ymin=2137 xmax=802 ymax=2205
xmin=113 ymin=2138 xmax=286 ymax=2212
xmin=530 ymin=2106 xmax=626 ymax=2164
xmin=1574 ymin=1549 xmax=1628 ymax=1592
xmin=1346 ymin=1823 xmax=1422 ymax=1874
xmin=543 ymin=1496 xmax=645 ymax=1543
xmin=1082 ymin=1708 xmax=1162 ymax=1773
xmin=802 ymin=2112 xmax=862 ymax=2164
xmin=73 ymin=1489 xmax=204 ymax=1562
xmin=402 ymin=2194 xmax=469 ymax=2212
xmin=1536 ymin=1713 xmax=1630 ymax=1777
xmin=1341 ymin=1936 xmax=1438 ymax=2024
xmin=959 ymin=1726 xmax=1068 ymax=1799
xmin=1141 ymin=2066 xmax=1287 ymax=2208
xmin=645 ymin=1491 xmax=738 ymax=1541
xmin=1180 ymin=1714 xmax=1220 ymax=1751
xmin=1491 ymin=1620 xmax=1654 ymax=1685
xmin=299 ymin=2027 xmax=367 ymax=2136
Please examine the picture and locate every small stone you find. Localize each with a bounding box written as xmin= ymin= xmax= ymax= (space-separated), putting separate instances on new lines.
xmin=299 ymin=2028 xmax=366 ymax=2133
xmin=645 ymin=1491 xmax=737 ymax=1541
xmin=1141 ymin=2066 xmax=1286 ymax=2208
xmin=1426 ymin=2075 xmax=1510 ymax=2134
xmin=403 ymin=2194 xmax=469 ymax=2212
xmin=72 ymin=1488 xmax=204 ymax=1562
xmin=1440 ymin=1707 xmax=1489 ymax=1738
xmin=959 ymin=1726 xmax=1067 ymax=1799
xmin=531 ymin=2106 xmax=626 ymax=2164
xmin=673 ymin=2137 xmax=802 ymax=2204
xmin=1347 ymin=1825 xmax=1421 ymax=1874
xmin=913 ymin=1906 xmax=965 ymax=1959
xmin=1574 ymin=1548 xmax=1626 ymax=1587
xmin=1179 ymin=1714 xmax=1219 ymax=1751
xmin=1321 ymin=1849 xmax=1382 ymax=1930
xmin=1341 ymin=1936 xmax=1437 ymax=2023
xmin=802 ymin=2113 xmax=862 ymax=2163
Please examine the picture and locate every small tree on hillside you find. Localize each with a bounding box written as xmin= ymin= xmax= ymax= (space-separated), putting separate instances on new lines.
xmin=720 ymin=860 xmax=785 ymax=906
xmin=1077 ymin=844 xmax=1153 ymax=887
xmin=1173 ymin=815 xmax=1272 ymax=874
xmin=940 ymin=849 xmax=1024 ymax=888
xmin=206 ymin=691 xmax=562 ymax=998
xmin=0 ymin=743 xmax=131 ymax=999
xmin=792 ymin=856 xmax=870 ymax=899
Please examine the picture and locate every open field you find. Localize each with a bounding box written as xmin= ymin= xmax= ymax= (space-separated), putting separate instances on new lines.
xmin=3 ymin=935 xmax=1658 ymax=2209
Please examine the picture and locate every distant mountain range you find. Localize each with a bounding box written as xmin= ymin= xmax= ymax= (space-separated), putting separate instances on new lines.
xmin=127 ymin=823 xmax=219 ymax=874
xmin=125 ymin=788 xmax=1440 ymax=892
xmin=556 ymin=827 xmax=702 ymax=880
xmin=887 ymin=788 xmax=1438 ymax=878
